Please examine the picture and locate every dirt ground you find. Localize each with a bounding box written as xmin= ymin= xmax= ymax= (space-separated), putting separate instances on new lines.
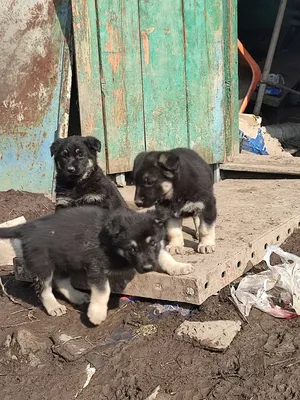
xmin=1 ymin=191 xmax=300 ymax=400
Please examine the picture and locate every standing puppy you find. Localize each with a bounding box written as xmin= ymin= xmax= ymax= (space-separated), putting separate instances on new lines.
xmin=133 ymin=148 xmax=217 ymax=254
xmin=51 ymin=135 xmax=126 ymax=210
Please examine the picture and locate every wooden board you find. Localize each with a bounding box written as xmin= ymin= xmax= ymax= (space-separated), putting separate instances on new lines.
xmin=220 ymin=154 xmax=300 ymax=175
xmin=72 ymin=0 xmax=239 ymax=172
xmin=71 ymin=0 xmax=106 ymax=169
xmin=184 ymin=0 xmax=225 ymax=163
xmin=97 ymin=0 xmax=145 ymax=173
xmin=139 ymin=0 xmax=188 ymax=150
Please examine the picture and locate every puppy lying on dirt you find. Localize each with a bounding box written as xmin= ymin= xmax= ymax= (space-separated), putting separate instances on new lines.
xmin=0 ymin=206 xmax=194 ymax=325
xmin=50 ymin=135 xmax=193 ymax=277
xmin=133 ymin=148 xmax=217 ymax=255
xmin=51 ymin=135 xmax=126 ymax=210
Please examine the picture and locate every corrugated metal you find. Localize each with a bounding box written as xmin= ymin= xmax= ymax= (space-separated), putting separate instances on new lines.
xmin=73 ymin=0 xmax=238 ymax=172
xmin=0 ymin=0 xmax=72 ymax=193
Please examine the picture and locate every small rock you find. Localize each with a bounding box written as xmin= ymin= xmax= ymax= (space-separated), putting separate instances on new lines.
xmin=176 ymin=320 xmax=242 ymax=351
xmin=51 ymin=333 xmax=95 ymax=361
xmin=28 ymin=352 xmax=41 ymax=367
xmin=15 ymin=329 xmax=48 ymax=356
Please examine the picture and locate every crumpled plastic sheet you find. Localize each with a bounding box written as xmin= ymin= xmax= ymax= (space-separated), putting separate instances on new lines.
xmin=231 ymin=246 xmax=300 ymax=319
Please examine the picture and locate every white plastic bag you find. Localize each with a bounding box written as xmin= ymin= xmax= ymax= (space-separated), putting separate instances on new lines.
xmin=231 ymin=246 xmax=300 ymax=319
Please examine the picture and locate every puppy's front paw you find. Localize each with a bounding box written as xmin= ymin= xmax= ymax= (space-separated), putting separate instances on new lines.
xmin=87 ymin=304 xmax=107 ymax=326
xmin=172 ymin=263 xmax=195 ymax=276
xmin=166 ymin=244 xmax=185 ymax=255
xmin=197 ymin=244 xmax=215 ymax=254
xmin=47 ymin=304 xmax=67 ymax=317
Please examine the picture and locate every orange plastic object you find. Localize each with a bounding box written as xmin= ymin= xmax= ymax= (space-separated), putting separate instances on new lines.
xmin=238 ymin=39 xmax=261 ymax=113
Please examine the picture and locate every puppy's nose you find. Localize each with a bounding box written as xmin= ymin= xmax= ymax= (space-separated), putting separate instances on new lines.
xmin=67 ymin=166 xmax=75 ymax=173
xmin=135 ymin=199 xmax=144 ymax=207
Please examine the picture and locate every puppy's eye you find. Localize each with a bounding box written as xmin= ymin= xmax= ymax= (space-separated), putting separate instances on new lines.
xmin=149 ymin=241 xmax=157 ymax=248
xmin=144 ymin=179 xmax=154 ymax=187
xmin=130 ymin=246 xmax=137 ymax=253
xmin=62 ymin=150 xmax=68 ymax=158
xmin=76 ymin=149 xmax=83 ymax=158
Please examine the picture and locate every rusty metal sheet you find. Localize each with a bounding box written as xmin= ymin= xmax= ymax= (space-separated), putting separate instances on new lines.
xmin=0 ymin=0 xmax=72 ymax=193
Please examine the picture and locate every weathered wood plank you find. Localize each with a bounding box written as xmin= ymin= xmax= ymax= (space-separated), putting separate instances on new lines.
xmin=223 ymin=0 xmax=239 ymax=158
xmin=139 ymin=0 xmax=188 ymax=150
xmin=71 ymin=0 xmax=106 ymax=169
xmin=184 ymin=0 xmax=225 ymax=163
xmin=221 ymin=154 xmax=300 ymax=175
xmin=97 ymin=0 xmax=145 ymax=173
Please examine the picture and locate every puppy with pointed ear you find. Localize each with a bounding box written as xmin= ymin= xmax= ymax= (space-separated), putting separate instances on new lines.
xmin=83 ymin=136 xmax=101 ymax=153
xmin=157 ymin=152 xmax=179 ymax=178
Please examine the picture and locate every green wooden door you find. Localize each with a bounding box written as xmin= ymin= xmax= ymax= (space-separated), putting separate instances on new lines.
xmin=72 ymin=0 xmax=238 ymax=174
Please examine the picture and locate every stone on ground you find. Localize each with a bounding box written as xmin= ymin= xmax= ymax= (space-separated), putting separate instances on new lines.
xmin=176 ymin=320 xmax=242 ymax=351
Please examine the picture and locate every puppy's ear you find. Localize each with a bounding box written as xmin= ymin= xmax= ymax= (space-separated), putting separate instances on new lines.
xmin=157 ymin=152 xmax=179 ymax=178
xmin=132 ymin=152 xmax=147 ymax=179
xmin=50 ymin=138 xmax=64 ymax=157
xmin=106 ymin=217 xmax=123 ymax=237
xmin=84 ymin=136 xmax=101 ymax=152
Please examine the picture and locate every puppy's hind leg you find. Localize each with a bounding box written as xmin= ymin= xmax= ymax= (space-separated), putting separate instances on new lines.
xmin=87 ymin=272 xmax=110 ymax=325
xmin=197 ymin=200 xmax=217 ymax=254
xmin=55 ymin=276 xmax=90 ymax=305
xmin=158 ymin=247 xmax=194 ymax=276
xmin=34 ymin=273 xmax=67 ymax=317
xmin=193 ymin=216 xmax=200 ymax=240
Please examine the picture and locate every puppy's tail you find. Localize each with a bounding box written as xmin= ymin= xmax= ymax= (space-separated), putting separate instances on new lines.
xmin=0 ymin=226 xmax=22 ymax=239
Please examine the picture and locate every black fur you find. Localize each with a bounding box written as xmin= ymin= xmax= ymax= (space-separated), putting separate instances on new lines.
xmin=133 ymin=148 xmax=217 ymax=254
xmin=133 ymin=148 xmax=216 ymax=223
xmin=0 ymin=206 xmax=167 ymax=323
xmin=50 ymin=135 xmax=126 ymax=211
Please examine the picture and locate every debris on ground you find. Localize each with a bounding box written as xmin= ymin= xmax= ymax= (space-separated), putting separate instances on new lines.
xmin=51 ymin=333 xmax=95 ymax=362
xmin=231 ymin=246 xmax=300 ymax=319
xmin=0 ymin=216 xmax=26 ymax=266
xmin=266 ymin=122 xmax=300 ymax=155
xmin=74 ymin=363 xmax=96 ymax=399
xmin=145 ymin=385 xmax=161 ymax=400
xmin=1 ymin=329 xmax=50 ymax=367
xmin=176 ymin=320 xmax=242 ymax=351
xmin=150 ymin=302 xmax=194 ymax=317
xmin=239 ymin=113 xmax=291 ymax=156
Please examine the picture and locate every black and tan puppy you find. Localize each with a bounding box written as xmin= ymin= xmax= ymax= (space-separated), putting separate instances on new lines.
xmin=0 ymin=206 xmax=192 ymax=326
xmin=50 ymin=136 xmax=194 ymax=276
xmin=133 ymin=148 xmax=217 ymax=255
xmin=50 ymin=135 xmax=126 ymax=210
